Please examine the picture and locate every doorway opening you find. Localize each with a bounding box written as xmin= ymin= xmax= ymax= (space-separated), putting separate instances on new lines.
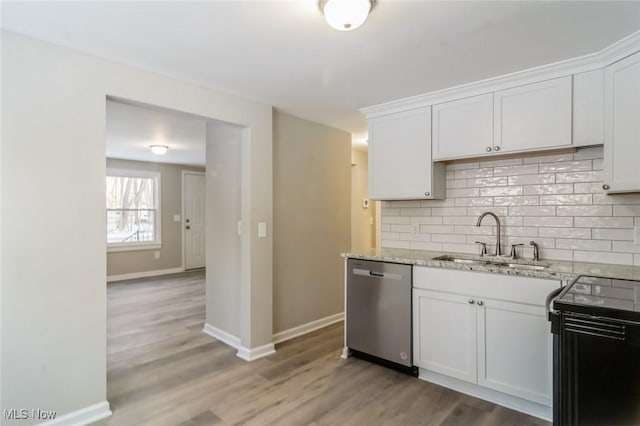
xmin=104 ymin=96 xmax=247 ymax=419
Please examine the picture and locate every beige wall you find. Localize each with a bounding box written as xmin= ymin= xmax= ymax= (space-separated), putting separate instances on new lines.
xmin=273 ymin=110 xmax=351 ymax=333
xmin=106 ymin=158 xmax=205 ymax=277
xmin=351 ymin=148 xmax=376 ymax=251
xmin=2 ymin=31 xmax=272 ymax=424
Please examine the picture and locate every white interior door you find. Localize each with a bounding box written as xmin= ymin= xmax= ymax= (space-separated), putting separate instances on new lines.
xmin=185 ymin=172 xmax=206 ymax=270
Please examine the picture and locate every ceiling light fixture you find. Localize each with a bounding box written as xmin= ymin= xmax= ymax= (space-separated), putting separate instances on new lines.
xmin=150 ymin=145 xmax=169 ymax=155
xmin=320 ymin=0 xmax=374 ymax=32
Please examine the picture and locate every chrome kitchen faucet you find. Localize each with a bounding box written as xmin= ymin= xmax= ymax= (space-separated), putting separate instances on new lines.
xmin=476 ymin=212 xmax=502 ymax=256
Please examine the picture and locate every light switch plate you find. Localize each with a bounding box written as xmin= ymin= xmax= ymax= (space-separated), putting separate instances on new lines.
xmin=258 ymin=222 xmax=267 ymax=238
xmin=173 ymin=214 xmax=181 ymax=222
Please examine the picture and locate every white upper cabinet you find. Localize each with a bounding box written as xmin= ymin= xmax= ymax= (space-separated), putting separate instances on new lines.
xmin=432 ymin=93 xmax=494 ymax=161
xmin=603 ymin=51 xmax=640 ymax=193
xmin=573 ymin=69 xmax=605 ymax=147
xmin=368 ymin=107 xmax=445 ymax=200
xmin=494 ymin=76 xmax=573 ymax=153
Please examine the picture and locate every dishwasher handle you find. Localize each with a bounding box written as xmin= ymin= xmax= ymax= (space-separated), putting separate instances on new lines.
xmin=352 ymin=268 xmax=403 ymax=280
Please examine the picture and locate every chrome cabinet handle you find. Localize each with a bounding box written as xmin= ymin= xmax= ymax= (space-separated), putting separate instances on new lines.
xmin=424 ymin=192 xmax=431 ymax=197
xmin=468 ymin=299 xmax=475 ymax=304
xmin=493 ymin=146 xmax=500 ymax=152
xmin=603 ymin=184 xmax=610 ymax=190
xmin=485 ymin=147 xmax=492 ymax=152
xmin=477 ymin=300 xmax=484 ymax=306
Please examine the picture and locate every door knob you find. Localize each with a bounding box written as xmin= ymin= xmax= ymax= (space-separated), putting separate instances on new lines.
xmin=486 ymin=147 xmax=492 ymax=152
xmin=424 ymin=192 xmax=431 ymax=197
xmin=468 ymin=299 xmax=475 ymax=304
xmin=602 ymin=184 xmax=610 ymax=190
xmin=186 ymin=219 xmax=190 ymax=223
xmin=493 ymin=146 xmax=500 ymax=152
xmin=477 ymin=300 xmax=484 ymax=306
xmin=186 ymin=226 xmax=191 ymax=230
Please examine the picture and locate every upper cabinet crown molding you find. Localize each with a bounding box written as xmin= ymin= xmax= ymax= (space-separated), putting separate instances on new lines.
xmin=361 ymin=30 xmax=640 ymax=119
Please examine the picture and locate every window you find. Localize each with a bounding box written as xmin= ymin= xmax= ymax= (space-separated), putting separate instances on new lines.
xmin=106 ymin=169 xmax=161 ymax=251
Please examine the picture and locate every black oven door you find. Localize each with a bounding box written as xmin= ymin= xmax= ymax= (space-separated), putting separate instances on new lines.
xmin=553 ymin=312 xmax=640 ymax=426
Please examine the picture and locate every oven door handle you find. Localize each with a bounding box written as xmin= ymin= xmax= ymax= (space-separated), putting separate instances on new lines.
xmin=545 ymin=287 xmax=564 ymax=319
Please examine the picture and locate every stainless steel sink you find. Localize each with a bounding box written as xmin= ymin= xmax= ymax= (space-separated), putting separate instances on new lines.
xmin=432 ymin=255 xmax=490 ymax=265
xmin=433 ymin=255 xmax=549 ymax=270
xmin=505 ymin=263 xmax=549 ymax=271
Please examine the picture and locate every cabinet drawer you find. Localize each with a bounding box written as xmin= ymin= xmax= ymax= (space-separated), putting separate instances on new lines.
xmin=413 ymin=266 xmax=560 ymax=306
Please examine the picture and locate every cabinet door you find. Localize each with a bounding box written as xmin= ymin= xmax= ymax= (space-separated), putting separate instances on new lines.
xmin=432 ymin=93 xmax=494 ymax=160
xmin=413 ymin=289 xmax=477 ymax=383
xmin=368 ymin=107 xmax=433 ymax=200
xmin=494 ymin=76 xmax=572 ymax=153
xmin=573 ymin=69 xmax=605 ymax=147
xmin=477 ymin=298 xmax=552 ymax=406
xmin=603 ymin=51 xmax=640 ymax=193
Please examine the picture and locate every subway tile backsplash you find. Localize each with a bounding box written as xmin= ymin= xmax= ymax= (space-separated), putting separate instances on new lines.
xmin=380 ymin=146 xmax=640 ymax=266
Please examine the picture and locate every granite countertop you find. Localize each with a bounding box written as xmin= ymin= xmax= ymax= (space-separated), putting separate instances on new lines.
xmin=342 ymin=248 xmax=640 ymax=282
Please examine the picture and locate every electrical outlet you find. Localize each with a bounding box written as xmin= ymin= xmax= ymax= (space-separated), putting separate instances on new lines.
xmin=154 ymin=251 xmax=160 ymax=260
xmin=411 ymin=224 xmax=420 ymax=237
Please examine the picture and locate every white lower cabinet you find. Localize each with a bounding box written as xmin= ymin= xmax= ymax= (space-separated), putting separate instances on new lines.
xmin=477 ymin=298 xmax=552 ymax=406
xmin=413 ymin=290 xmax=477 ymax=383
xmin=413 ymin=267 xmax=559 ymax=411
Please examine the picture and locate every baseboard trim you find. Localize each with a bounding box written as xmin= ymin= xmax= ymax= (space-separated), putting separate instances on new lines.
xmin=37 ymin=401 xmax=111 ymax=426
xmin=107 ymin=267 xmax=186 ymax=282
xmin=204 ymin=312 xmax=344 ymax=362
xmin=272 ymin=312 xmax=344 ymax=344
xmin=236 ymin=343 xmax=276 ymax=362
xmin=202 ymin=323 xmax=241 ymax=349
xmin=418 ymin=368 xmax=551 ymax=421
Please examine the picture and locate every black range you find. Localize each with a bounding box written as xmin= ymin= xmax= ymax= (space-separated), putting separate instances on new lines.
xmin=549 ymin=275 xmax=640 ymax=426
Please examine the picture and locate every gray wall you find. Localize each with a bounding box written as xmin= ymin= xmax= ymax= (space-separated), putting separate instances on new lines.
xmin=1 ymin=31 xmax=273 ymax=425
xmin=273 ymin=110 xmax=351 ymax=334
xmin=205 ymin=121 xmax=242 ymax=337
xmin=106 ymin=158 xmax=205 ymax=277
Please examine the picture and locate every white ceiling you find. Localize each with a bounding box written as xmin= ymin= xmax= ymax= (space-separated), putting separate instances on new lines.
xmin=106 ymin=100 xmax=206 ymax=167
xmin=3 ymin=1 xmax=640 ymax=141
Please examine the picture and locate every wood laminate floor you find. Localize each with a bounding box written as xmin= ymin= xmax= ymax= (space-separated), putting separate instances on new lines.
xmin=104 ymin=272 xmax=549 ymax=426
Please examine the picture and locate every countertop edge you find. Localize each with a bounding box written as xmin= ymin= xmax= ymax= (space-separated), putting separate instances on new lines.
xmin=342 ymin=250 xmax=640 ymax=282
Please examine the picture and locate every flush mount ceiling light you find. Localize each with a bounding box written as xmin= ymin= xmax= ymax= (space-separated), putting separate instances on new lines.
xmin=320 ymin=0 xmax=374 ymax=32
xmin=150 ymin=145 xmax=169 ymax=155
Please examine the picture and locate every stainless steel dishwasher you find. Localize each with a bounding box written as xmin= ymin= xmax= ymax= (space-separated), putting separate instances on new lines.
xmin=346 ymin=258 xmax=417 ymax=376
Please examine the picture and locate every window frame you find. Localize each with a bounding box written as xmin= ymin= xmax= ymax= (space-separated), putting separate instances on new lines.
xmin=106 ymin=168 xmax=162 ymax=252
